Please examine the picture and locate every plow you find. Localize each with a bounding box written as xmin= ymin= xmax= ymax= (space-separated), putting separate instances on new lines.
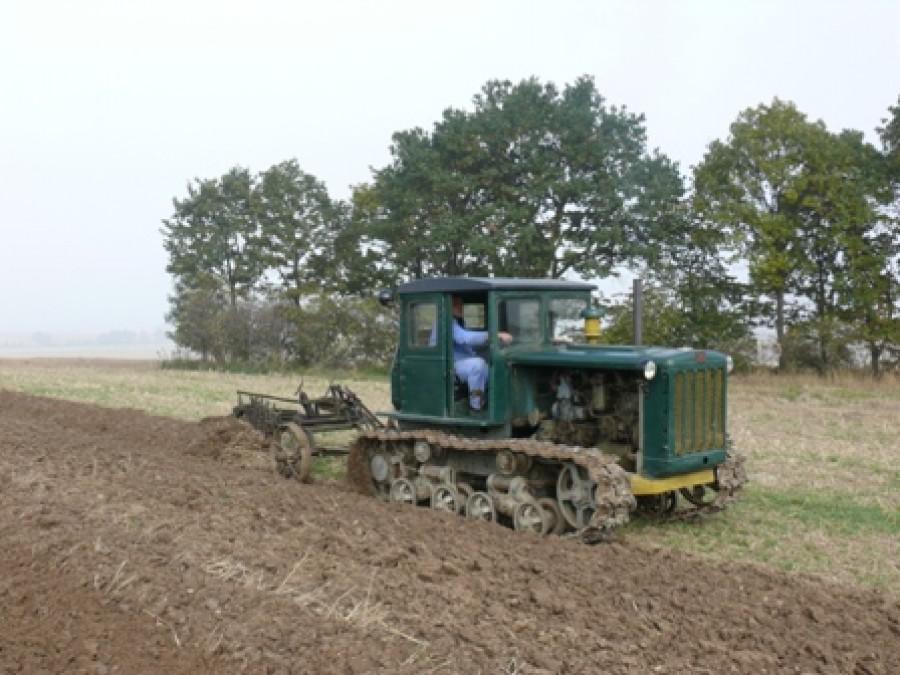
xmin=233 ymin=276 xmax=747 ymax=541
xmin=233 ymin=382 xmax=383 ymax=482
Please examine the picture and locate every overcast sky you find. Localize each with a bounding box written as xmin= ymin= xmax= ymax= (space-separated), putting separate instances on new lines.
xmin=1 ymin=0 xmax=898 ymax=335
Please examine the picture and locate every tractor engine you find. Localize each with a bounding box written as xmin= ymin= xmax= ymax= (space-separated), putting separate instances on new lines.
xmin=537 ymin=370 xmax=641 ymax=470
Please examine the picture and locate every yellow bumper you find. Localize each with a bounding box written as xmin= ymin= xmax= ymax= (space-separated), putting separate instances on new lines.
xmin=630 ymin=469 xmax=715 ymax=496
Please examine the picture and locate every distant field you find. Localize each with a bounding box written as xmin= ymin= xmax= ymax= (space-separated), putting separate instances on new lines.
xmin=1 ymin=358 xmax=897 ymax=593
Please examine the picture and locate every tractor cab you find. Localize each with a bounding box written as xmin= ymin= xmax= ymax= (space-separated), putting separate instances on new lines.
xmin=385 ymin=277 xmax=595 ymax=434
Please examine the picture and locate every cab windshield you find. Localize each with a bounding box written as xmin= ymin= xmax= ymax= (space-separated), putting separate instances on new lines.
xmin=550 ymin=297 xmax=589 ymax=341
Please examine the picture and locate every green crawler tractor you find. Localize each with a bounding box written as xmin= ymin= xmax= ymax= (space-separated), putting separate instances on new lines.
xmin=237 ymin=276 xmax=747 ymax=540
xmin=344 ymin=277 xmax=747 ymax=540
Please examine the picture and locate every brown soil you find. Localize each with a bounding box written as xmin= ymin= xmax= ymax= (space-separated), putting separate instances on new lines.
xmin=1 ymin=390 xmax=897 ymax=675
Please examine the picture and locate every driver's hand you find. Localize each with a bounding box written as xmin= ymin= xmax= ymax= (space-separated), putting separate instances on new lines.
xmin=498 ymin=331 xmax=513 ymax=346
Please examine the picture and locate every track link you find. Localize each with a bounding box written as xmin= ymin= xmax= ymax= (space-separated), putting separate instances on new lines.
xmin=710 ymin=450 xmax=749 ymax=509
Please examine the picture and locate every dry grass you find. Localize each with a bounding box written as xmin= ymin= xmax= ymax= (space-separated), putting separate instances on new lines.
xmin=202 ymin=555 xmax=429 ymax=652
xmin=1 ymin=358 xmax=897 ymax=593
xmin=0 ymin=358 xmax=392 ymax=421
xmin=730 ymin=372 xmax=899 ymax=510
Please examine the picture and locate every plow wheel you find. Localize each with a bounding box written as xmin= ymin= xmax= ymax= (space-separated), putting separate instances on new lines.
xmin=556 ymin=463 xmax=597 ymax=529
xmin=276 ymin=423 xmax=313 ymax=483
xmin=466 ymin=491 xmax=497 ymax=522
xmin=537 ymin=497 xmax=566 ymax=535
xmin=513 ymin=501 xmax=550 ymax=535
xmin=431 ymin=484 xmax=463 ymax=514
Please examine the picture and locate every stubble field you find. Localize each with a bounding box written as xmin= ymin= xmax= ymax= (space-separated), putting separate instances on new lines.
xmin=0 ymin=358 xmax=898 ymax=673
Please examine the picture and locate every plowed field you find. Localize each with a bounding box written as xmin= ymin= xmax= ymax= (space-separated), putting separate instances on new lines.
xmin=1 ymin=390 xmax=897 ymax=674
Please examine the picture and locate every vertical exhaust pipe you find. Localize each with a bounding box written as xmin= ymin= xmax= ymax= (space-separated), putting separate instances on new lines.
xmin=633 ymin=278 xmax=643 ymax=346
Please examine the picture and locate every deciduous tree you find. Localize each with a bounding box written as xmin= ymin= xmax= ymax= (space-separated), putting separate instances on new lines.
xmin=161 ymin=167 xmax=263 ymax=307
xmin=258 ymin=159 xmax=341 ymax=304
xmin=364 ymin=76 xmax=683 ymax=282
xmin=693 ymin=100 xmax=825 ymax=366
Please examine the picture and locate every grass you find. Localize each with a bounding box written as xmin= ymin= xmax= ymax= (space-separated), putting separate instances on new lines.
xmin=0 ymin=358 xmax=392 ymax=421
xmin=1 ymin=358 xmax=898 ymax=594
xmin=311 ymin=455 xmax=348 ymax=480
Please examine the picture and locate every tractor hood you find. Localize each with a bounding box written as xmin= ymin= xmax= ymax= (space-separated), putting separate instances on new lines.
xmin=504 ymin=344 xmax=728 ymax=372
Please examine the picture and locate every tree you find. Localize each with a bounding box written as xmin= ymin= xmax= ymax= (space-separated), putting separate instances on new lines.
xmin=331 ymin=184 xmax=393 ymax=295
xmin=165 ymin=274 xmax=228 ymax=362
xmin=695 ymin=98 xmax=900 ymax=374
xmin=473 ymin=78 xmax=685 ymax=279
xmin=258 ymin=159 xmax=341 ymax=304
xmin=362 ymin=117 xmax=495 ymax=281
xmin=694 ymin=100 xmax=827 ymax=367
xmin=846 ymin=97 xmax=900 ymax=375
xmin=161 ymin=167 xmax=263 ymax=307
xmin=601 ymin=205 xmax=753 ymax=361
xmin=363 ymin=76 xmax=683 ymax=282
xmin=655 ymin=209 xmax=751 ymax=350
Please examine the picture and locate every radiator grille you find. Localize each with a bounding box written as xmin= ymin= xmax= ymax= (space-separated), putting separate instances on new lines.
xmin=673 ymin=369 xmax=725 ymax=455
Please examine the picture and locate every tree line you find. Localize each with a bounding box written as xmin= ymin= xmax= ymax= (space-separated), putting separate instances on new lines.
xmin=161 ymin=77 xmax=900 ymax=375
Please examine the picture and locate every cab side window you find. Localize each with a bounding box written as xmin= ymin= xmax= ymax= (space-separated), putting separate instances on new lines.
xmin=409 ymin=302 xmax=437 ymax=347
xmin=462 ymin=302 xmax=486 ymax=330
xmin=499 ymin=298 xmax=542 ymax=343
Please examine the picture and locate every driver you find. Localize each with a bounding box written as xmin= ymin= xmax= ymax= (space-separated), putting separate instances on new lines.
xmin=451 ymin=295 xmax=512 ymax=411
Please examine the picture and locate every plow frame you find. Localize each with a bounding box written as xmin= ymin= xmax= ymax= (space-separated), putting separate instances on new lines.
xmin=233 ymin=383 xmax=384 ymax=455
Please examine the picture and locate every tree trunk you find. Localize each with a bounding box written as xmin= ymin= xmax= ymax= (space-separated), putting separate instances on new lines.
xmin=870 ymin=342 xmax=882 ymax=379
xmin=226 ymin=258 xmax=237 ymax=307
xmin=776 ymin=291 xmax=786 ymax=370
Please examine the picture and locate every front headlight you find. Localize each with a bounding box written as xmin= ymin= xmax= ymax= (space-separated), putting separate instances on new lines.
xmin=643 ymin=360 xmax=657 ymax=380
xmin=726 ymin=355 xmax=734 ymax=374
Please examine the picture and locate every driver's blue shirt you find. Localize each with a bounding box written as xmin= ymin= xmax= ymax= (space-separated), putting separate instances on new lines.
xmin=429 ymin=318 xmax=489 ymax=361
xmin=452 ymin=319 xmax=488 ymax=361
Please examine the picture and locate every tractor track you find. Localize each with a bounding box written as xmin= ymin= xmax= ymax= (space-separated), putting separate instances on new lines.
xmin=348 ymin=429 xmax=637 ymax=538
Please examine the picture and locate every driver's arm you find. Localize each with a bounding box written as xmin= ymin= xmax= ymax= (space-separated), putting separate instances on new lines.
xmin=452 ymin=321 xmax=489 ymax=347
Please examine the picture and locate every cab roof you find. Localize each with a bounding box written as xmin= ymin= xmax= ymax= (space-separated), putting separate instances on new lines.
xmin=397 ymin=277 xmax=596 ymax=295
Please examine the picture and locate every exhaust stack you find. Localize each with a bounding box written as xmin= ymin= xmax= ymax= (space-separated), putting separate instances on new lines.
xmin=633 ymin=278 xmax=643 ymax=346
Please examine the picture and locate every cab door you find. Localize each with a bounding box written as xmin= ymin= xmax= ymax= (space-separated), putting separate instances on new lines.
xmin=398 ymin=293 xmax=448 ymax=416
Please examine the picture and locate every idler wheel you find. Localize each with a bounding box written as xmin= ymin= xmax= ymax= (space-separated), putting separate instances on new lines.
xmin=431 ymin=484 xmax=462 ymax=514
xmin=465 ymin=491 xmax=496 ymax=522
xmin=389 ymin=478 xmax=416 ymax=505
xmin=537 ymin=497 xmax=566 ymax=535
xmin=513 ymin=501 xmax=550 ymax=535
